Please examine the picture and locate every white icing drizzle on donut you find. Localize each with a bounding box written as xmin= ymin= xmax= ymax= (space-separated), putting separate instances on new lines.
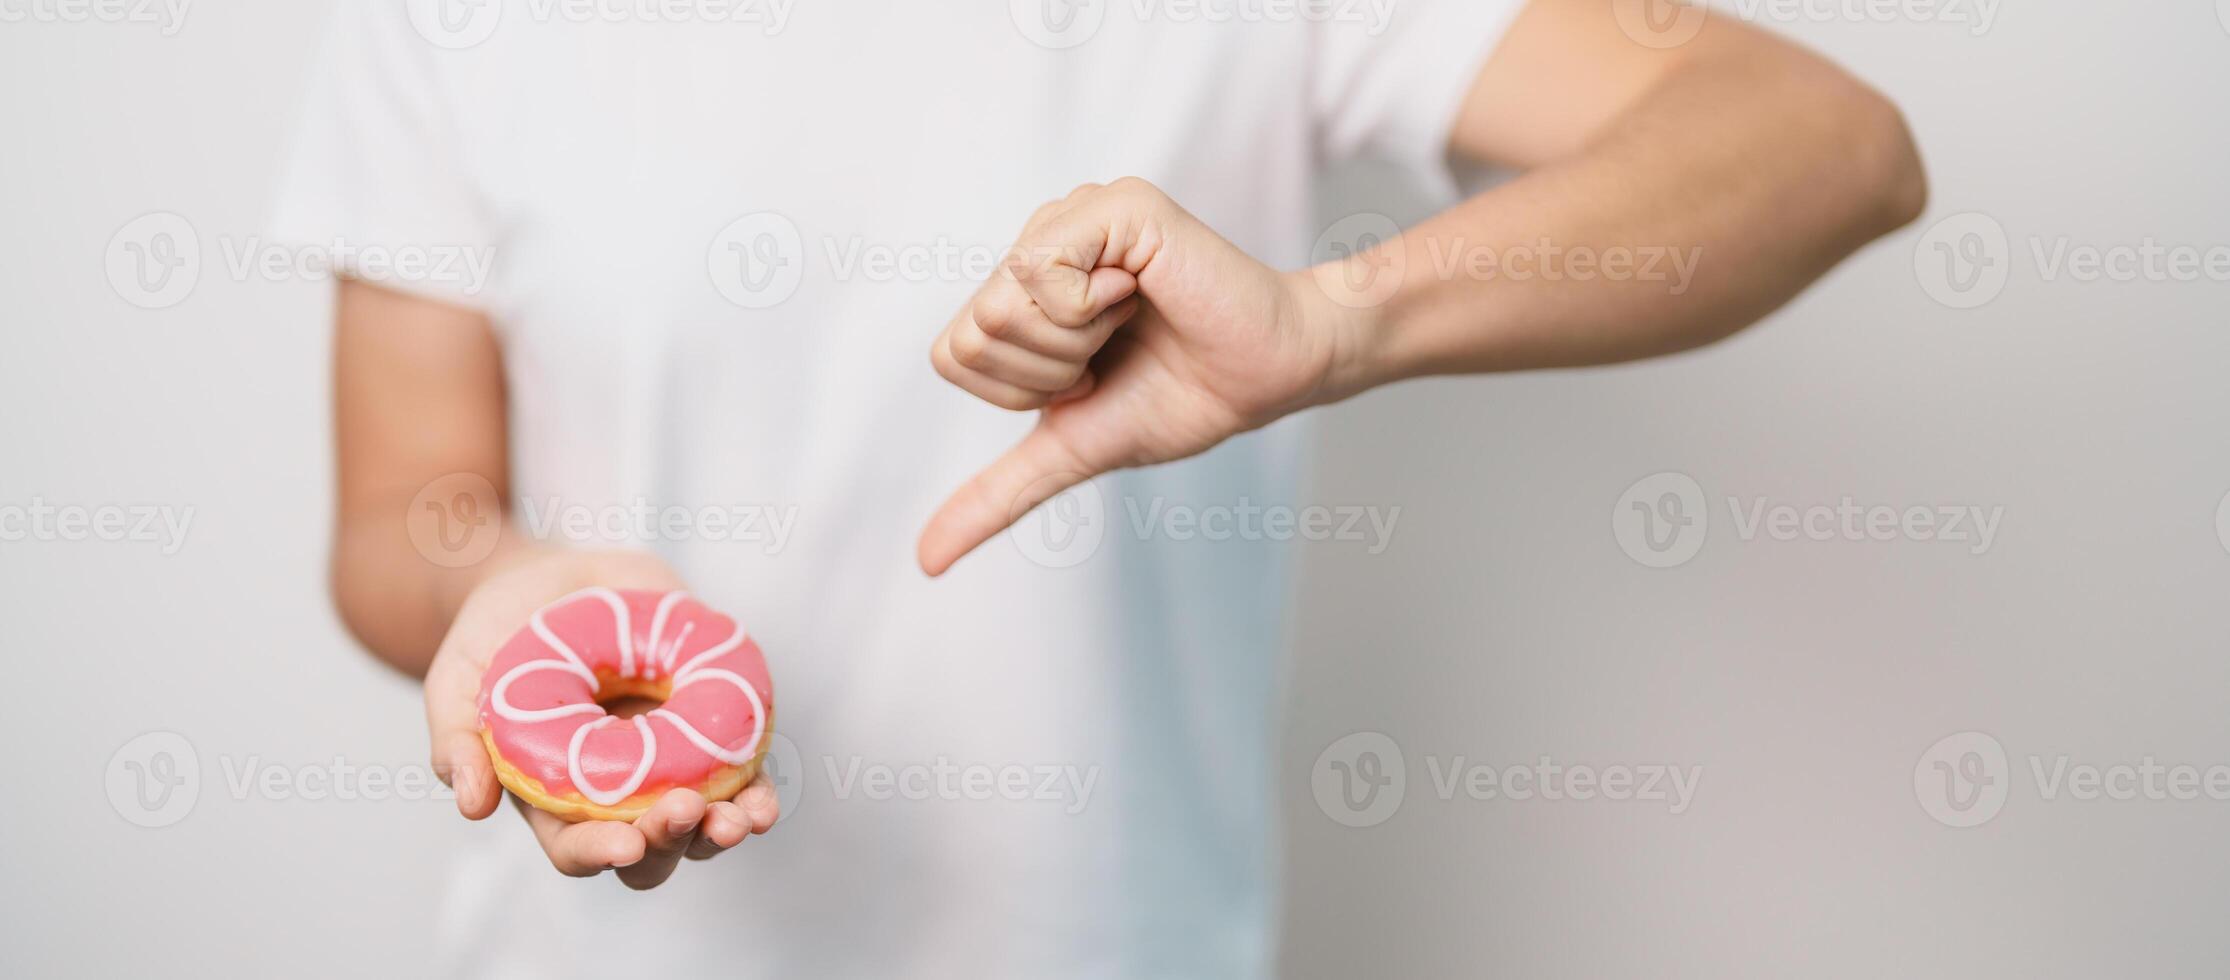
xmin=656 ymin=622 xmax=696 ymax=677
xmin=669 ymin=622 xmax=746 ymax=681
xmin=490 ymin=658 xmax=603 ymax=723
xmin=568 ymin=715 xmax=658 ymax=806
xmin=528 ymin=616 xmax=593 ymax=678
xmin=579 ymin=587 xmax=637 ymax=681
xmin=635 ymin=590 xmax=688 ymax=680
xmin=649 ymin=665 xmax=768 ymax=765
xmin=488 ymin=588 xmax=767 ymax=805
xmin=525 ymin=586 xmax=630 ymax=684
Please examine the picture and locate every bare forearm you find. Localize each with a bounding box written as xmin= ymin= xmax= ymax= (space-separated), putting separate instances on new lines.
xmin=329 ymin=278 xmax=531 ymax=678
xmin=1321 ymin=41 xmax=1926 ymax=390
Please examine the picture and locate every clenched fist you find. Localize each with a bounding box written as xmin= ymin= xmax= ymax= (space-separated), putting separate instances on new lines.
xmin=920 ymin=177 xmax=1369 ymax=575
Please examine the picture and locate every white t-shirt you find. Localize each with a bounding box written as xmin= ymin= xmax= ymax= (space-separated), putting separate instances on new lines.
xmin=273 ymin=2 xmax=1518 ymax=976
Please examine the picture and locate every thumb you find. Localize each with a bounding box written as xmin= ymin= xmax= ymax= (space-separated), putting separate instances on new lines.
xmin=918 ymin=421 xmax=1107 ymax=577
xmin=426 ymin=653 xmax=502 ymax=820
xmin=436 ymin=728 xmax=502 ymax=821
xmin=1006 ymin=179 xmax=1176 ymax=327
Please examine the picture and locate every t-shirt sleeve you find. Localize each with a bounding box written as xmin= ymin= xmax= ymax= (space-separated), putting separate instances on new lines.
xmin=267 ymin=3 xmax=497 ymax=310
xmin=1309 ymin=0 xmax=1530 ymax=194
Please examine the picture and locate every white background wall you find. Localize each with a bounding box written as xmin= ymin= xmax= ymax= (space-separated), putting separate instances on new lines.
xmin=4 ymin=2 xmax=2228 ymax=977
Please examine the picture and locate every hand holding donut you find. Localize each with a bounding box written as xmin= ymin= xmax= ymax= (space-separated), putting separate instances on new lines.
xmin=426 ymin=550 xmax=779 ymax=889
xmin=921 ymin=177 xmax=1359 ymax=575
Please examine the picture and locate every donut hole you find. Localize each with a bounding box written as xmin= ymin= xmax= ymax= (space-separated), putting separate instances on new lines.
xmin=593 ymin=673 xmax=674 ymax=720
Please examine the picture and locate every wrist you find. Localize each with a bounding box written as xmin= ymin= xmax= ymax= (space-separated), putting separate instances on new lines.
xmin=452 ymin=544 xmax=678 ymax=618
xmin=503 ymin=545 xmax=679 ymax=591
xmin=1290 ymin=259 xmax=1407 ymax=406
xmin=437 ymin=534 xmax=548 ymax=612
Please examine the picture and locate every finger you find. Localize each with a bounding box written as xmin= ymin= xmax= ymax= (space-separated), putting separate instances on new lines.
xmin=989 ymin=295 xmax=1140 ymax=362
xmin=1050 ymin=370 xmax=1097 ymax=405
xmin=617 ymin=789 xmax=708 ymax=890
xmin=1017 ymin=191 xmax=1080 ymax=238
xmin=971 ymin=278 xmax=1137 ymax=360
xmin=518 ymin=798 xmax=647 ymax=878
xmin=426 ymin=655 xmax=501 ymax=821
xmin=932 ymin=331 xmax=1055 ymax=411
xmin=1009 ymin=260 xmax=1137 ymax=330
xmin=917 ymin=423 xmax=1100 ymax=576
xmin=686 ymin=800 xmax=751 ymax=860
xmin=1008 ymin=179 xmax=1171 ymax=325
xmin=947 ymin=321 xmax=1088 ymax=392
xmin=434 ymin=729 xmax=501 ymax=821
xmin=735 ymin=773 xmax=781 ymax=835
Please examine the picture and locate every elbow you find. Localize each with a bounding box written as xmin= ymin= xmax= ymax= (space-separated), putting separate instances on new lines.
xmin=328 ymin=547 xmax=400 ymax=667
xmin=327 ymin=551 xmax=382 ymax=657
xmin=327 ymin=529 xmax=441 ymax=678
xmin=1766 ymin=43 xmax=1929 ymax=238
xmin=1698 ymin=31 xmax=1930 ymax=236
xmin=1843 ymin=82 xmax=1929 ymax=234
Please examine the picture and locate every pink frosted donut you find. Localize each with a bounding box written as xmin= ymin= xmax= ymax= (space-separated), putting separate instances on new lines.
xmin=477 ymin=588 xmax=774 ymax=822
